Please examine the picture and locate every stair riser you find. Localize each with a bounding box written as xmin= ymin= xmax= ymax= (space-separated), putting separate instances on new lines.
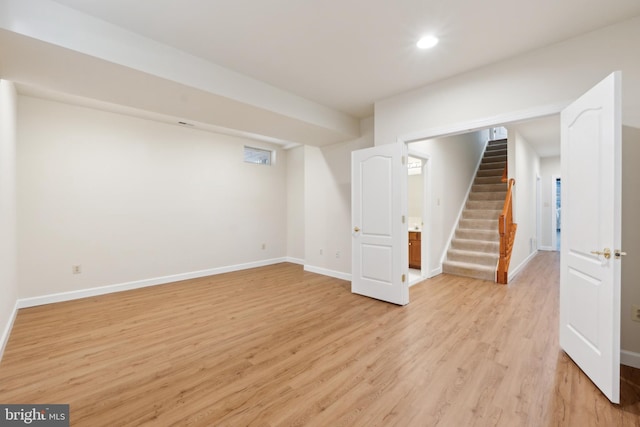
xmin=476 ymin=169 xmax=504 ymax=177
xmin=474 ymin=176 xmax=504 ymax=184
xmin=456 ymin=229 xmax=499 ymax=241
xmin=466 ymin=200 xmax=504 ymax=210
xmin=472 ymin=184 xmax=507 ymax=192
xmin=485 ymin=147 xmax=507 ymax=155
xmin=484 ymin=149 xmax=507 ymax=156
xmin=459 ymin=219 xmax=497 ymax=230
xmin=482 ymin=155 xmax=507 ymax=163
xmin=443 ymin=263 xmax=495 ymax=281
xmin=479 ymin=163 xmax=505 ymax=171
xmin=487 ymin=139 xmax=507 ymax=145
xmin=462 ymin=209 xmax=501 ymax=220
xmin=469 ymin=192 xmax=507 ymax=201
xmin=448 ymin=251 xmax=498 ymax=266
xmin=451 ymin=239 xmax=499 ymax=252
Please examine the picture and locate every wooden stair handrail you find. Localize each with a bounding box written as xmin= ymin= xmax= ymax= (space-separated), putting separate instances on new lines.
xmin=497 ymin=178 xmax=517 ymax=284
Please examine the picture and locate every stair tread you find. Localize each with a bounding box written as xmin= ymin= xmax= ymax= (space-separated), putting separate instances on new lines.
xmin=448 ymin=248 xmax=498 ymax=258
xmin=451 ymin=238 xmax=500 ymax=249
xmin=452 ymin=239 xmax=499 ymax=244
xmin=455 ymin=233 xmax=499 ymax=242
xmin=463 ymin=209 xmax=502 ymax=213
xmin=472 ymin=184 xmax=508 ymax=192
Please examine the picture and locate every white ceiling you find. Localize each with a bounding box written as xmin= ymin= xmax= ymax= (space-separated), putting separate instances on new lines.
xmin=510 ymin=116 xmax=561 ymax=158
xmin=2 ymin=0 xmax=639 ymax=149
xmin=48 ymin=0 xmax=640 ymax=118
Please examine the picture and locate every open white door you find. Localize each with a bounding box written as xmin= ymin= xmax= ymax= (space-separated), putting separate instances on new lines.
xmin=560 ymin=72 xmax=622 ymax=403
xmin=352 ymin=143 xmax=408 ymax=305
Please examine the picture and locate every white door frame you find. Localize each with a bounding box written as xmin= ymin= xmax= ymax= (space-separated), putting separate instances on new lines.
xmin=397 ymin=103 xmax=566 ymax=274
xmin=551 ymin=175 xmax=561 ymax=251
xmin=407 ymin=149 xmax=432 ymax=281
xmin=397 ymin=104 xmax=566 ymax=145
xmin=536 ymin=175 xmax=542 ymax=251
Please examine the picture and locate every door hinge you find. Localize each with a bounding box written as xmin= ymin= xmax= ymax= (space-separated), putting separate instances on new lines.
xmin=401 ymin=215 xmax=406 ymax=224
xmin=402 ymin=274 xmax=406 ymax=283
xmin=402 ymin=155 xmax=406 ymax=165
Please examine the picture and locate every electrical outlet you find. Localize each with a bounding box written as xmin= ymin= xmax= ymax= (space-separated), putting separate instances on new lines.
xmin=319 ymin=249 xmax=323 ymax=255
xmin=72 ymin=265 xmax=81 ymax=274
xmin=261 ymin=243 xmax=266 ymax=250
xmin=632 ymin=304 xmax=640 ymax=322
xmin=336 ymin=251 xmax=341 ymax=259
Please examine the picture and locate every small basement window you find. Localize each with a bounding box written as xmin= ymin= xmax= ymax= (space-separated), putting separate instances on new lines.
xmin=244 ymin=146 xmax=272 ymax=165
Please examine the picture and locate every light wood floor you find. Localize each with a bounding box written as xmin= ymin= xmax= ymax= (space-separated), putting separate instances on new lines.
xmin=1 ymin=252 xmax=639 ymax=426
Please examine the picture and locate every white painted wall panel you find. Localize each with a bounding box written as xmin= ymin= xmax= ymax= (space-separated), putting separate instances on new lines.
xmin=0 ymin=80 xmax=18 ymax=358
xmin=17 ymin=96 xmax=287 ymax=298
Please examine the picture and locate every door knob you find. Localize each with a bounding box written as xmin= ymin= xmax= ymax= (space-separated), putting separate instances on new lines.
xmin=615 ymin=249 xmax=627 ymax=259
xmin=354 ymin=226 xmax=361 ymax=233
xmin=590 ymin=248 xmax=611 ymax=259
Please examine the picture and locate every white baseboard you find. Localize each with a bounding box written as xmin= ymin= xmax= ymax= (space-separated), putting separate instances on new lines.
xmin=17 ymin=257 xmax=288 ymax=309
xmin=0 ymin=301 xmax=19 ymax=363
xmin=304 ymin=265 xmax=351 ymax=282
xmin=285 ymin=257 xmax=305 ymax=265
xmin=429 ymin=267 xmax=443 ymax=278
xmin=621 ymin=350 xmax=640 ymax=369
xmin=538 ymin=246 xmax=555 ymax=252
xmin=508 ymin=250 xmax=538 ymax=282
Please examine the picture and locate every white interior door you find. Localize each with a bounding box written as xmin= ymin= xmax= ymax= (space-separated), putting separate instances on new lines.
xmin=560 ymin=72 xmax=622 ymax=403
xmin=352 ymin=143 xmax=408 ymax=305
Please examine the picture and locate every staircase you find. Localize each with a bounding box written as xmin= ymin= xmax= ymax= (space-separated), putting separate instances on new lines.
xmin=442 ymin=139 xmax=507 ymax=281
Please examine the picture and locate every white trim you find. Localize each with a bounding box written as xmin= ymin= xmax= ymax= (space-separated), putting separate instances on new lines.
xmin=304 ymin=265 xmax=351 ymax=282
xmin=536 ymin=175 xmax=542 ymax=250
xmin=406 ymin=151 xmax=433 ymax=279
xmin=396 ymin=103 xmax=567 ymax=144
xmin=285 ymin=257 xmax=305 ymax=265
xmin=621 ymin=350 xmax=640 ymax=369
xmin=508 ymin=250 xmax=538 ymax=282
xmin=538 ymin=246 xmax=555 ymax=252
xmin=0 ymin=301 xmax=19 ymax=362
xmin=430 ymin=267 xmax=443 ymax=277
xmin=17 ymin=258 xmax=288 ymax=309
xmin=551 ymin=174 xmax=561 ymax=251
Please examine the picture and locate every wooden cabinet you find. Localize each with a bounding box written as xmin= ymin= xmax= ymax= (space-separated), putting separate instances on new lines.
xmin=409 ymin=231 xmax=421 ymax=269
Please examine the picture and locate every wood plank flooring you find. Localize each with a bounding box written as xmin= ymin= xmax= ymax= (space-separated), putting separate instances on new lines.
xmin=0 ymin=252 xmax=639 ymax=426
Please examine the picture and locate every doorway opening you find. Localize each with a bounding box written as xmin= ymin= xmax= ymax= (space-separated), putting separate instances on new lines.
xmin=406 ymin=153 xmax=430 ymax=286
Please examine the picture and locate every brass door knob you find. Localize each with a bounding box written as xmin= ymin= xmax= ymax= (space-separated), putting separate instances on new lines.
xmin=354 ymin=226 xmax=361 ymax=233
xmin=591 ymin=248 xmax=611 ymax=259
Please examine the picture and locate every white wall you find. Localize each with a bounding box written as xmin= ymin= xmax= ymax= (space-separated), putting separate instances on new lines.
xmin=621 ymin=126 xmax=640 ymax=356
xmin=375 ymin=16 xmax=640 ymax=145
xmin=408 ymin=131 xmax=487 ymax=276
xmin=0 ymin=80 xmax=18 ymax=358
xmin=508 ymin=131 xmax=540 ymax=277
xmin=304 ymin=117 xmax=374 ymax=279
xmin=407 ymin=173 xmax=422 ymax=227
xmin=539 ymin=156 xmax=561 ymax=250
xmin=286 ymin=146 xmax=305 ymax=263
xmin=17 ymin=95 xmax=287 ymax=300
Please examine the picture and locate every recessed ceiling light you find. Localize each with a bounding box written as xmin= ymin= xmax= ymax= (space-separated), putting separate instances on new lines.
xmin=417 ymin=35 xmax=439 ymax=49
